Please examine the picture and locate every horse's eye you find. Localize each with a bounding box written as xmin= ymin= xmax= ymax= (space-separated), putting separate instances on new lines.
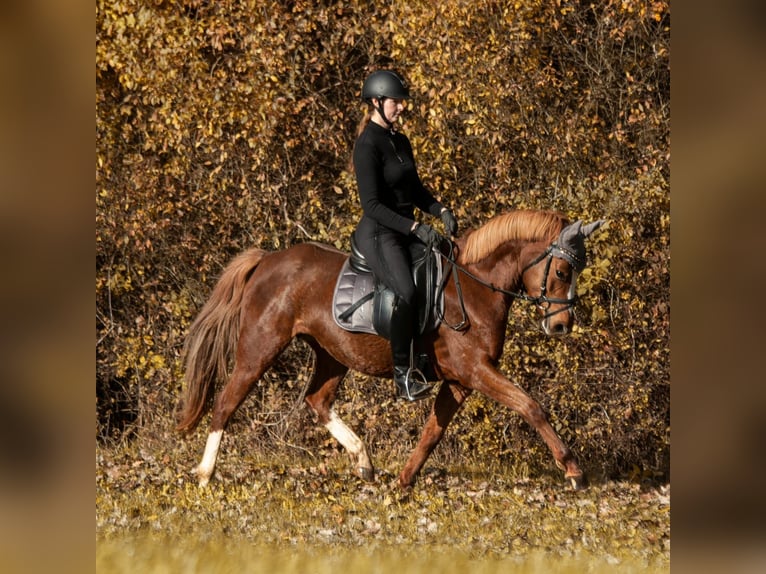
xmin=555 ymin=269 xmax=566 ymax=280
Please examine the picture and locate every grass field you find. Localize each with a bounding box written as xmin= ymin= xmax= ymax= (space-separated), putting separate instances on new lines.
xmin=96 ymin=437 xmax=669 ymax=573
xmin=97 ymin=538 xmax=663 ymax=573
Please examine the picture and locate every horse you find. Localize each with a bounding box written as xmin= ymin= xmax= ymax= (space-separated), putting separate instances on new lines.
xmin=176 ymin=209 xmax=604 ymax=491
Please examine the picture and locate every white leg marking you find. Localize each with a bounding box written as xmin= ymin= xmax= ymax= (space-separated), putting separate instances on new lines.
xmin=324 ymin=410 xmax=371 ymax=471
xmin=195 ymin=429 xmax=223 ymax=487
xmin=325 ymin=410 xmax=363 ymax=455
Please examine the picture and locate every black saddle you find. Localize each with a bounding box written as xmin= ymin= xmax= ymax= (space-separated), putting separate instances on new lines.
xmin=333 ymin=232 xmax=446 ymax=339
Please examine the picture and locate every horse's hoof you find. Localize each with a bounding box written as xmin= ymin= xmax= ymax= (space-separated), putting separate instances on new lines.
xmin=194 ymin=465 xmax=211 ymax=488
xmin=394 ymin=481 xmax=414 ymax=502
xmin=568 ymin=473 xmax=588 ymax=491
xmin=397 ymin=473 xmax=416 ymax=493
xmin=358 ymin=466 xmax=375 ymax=482
xmin=197 ymin=472 xmax=211 ymax=487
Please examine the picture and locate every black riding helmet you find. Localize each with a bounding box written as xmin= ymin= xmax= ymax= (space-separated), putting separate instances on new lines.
xmin=361 ymin=70 xmax=410 ymax=128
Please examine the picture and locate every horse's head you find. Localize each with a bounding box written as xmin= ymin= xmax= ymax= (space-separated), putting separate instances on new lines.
xmin=521 ymin=219 xmax=605 ymax=336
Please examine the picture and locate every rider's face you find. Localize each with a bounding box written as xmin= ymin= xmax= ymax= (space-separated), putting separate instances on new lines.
xmin=373 ymin=97 xmax=406 ymax=126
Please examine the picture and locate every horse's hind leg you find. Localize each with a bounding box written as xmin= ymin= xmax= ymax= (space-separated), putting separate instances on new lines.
xmin=196 ymin=329 xmax=292 ymax=487
xmin=304 ymin=345 xmax=374 ymax=481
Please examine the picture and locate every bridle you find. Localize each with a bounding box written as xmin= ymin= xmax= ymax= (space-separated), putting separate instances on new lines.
xmin=519 ymin=245 xmax=580 ymax=314
xmin=435 ymin=239 xmax=579 ymax=332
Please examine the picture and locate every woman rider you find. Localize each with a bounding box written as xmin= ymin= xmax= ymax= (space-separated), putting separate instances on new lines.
xmin=350 ymin=70 xmax=458 ymax=401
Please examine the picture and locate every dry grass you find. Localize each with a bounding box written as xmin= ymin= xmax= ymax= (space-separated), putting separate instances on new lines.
xmin=97 ymin=538 xmax=661 ymax=573
xmin=96 ymin=434 xmax=670 ymax=573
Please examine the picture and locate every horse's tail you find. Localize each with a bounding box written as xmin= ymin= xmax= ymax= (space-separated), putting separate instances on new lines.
xmin=176 ymin=247 xmax=268 ymax=434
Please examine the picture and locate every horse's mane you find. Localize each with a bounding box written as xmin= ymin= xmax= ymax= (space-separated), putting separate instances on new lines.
xmin=459 ymin=210 xmax=568 ymax=264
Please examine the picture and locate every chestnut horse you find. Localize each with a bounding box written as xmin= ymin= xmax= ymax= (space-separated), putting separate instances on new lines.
xmin=176 ymin=209 xmax=604 ymax=490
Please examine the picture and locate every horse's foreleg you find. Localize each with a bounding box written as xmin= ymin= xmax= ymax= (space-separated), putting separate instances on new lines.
xmin=304 ymin=347 xmax=373 ymax=481
xmin=470 ymin=363 xmax=586 ymax=490
xmin=398 ymin=381 xmax=472 ymax=489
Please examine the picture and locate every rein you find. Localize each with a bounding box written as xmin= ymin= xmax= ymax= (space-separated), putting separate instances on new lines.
xmin=434 ymin=239 xmax=578 ymax=331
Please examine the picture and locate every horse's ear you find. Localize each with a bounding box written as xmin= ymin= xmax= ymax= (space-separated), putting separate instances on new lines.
xmin=554 ymin=219 xmax=606 ymax=272
xmin=581 ymin=219 xmax=606 ymax=239
xmin=558 ymin=220 xmax=583 ymax=245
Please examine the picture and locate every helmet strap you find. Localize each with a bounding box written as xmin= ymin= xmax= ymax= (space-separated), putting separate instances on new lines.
xmin=375 ymin=97 xmax=396 ymax=131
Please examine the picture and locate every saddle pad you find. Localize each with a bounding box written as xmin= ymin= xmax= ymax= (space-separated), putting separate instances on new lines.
xmin=332 ymin=258 xmax=378 ymax=335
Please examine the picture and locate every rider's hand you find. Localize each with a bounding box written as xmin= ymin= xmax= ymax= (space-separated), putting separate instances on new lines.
xmin=412 ymin=223 xmax=441 ymax=245
xmin=440 ymin=209 xmax=458 ymax=237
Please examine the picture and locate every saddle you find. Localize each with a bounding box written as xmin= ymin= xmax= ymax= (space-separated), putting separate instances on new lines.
xmin=332 ymin=233 xmax=446 ymax=339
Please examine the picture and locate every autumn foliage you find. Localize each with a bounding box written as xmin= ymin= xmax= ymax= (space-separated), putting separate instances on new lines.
xmin=96 ymin=0 xmax=669 ymax=481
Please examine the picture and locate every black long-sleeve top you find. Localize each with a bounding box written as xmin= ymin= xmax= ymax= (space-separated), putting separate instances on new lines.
xmin=353 ymin=121 xmax=443 ymax=236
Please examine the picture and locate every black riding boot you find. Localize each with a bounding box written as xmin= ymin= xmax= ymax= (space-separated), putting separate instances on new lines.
xmin=390 ymin=298 xmax=432 ymax=402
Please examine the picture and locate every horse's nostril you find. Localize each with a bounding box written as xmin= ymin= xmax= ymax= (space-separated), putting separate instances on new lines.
xmin=552 ymin=322 xmax=567 ymax=335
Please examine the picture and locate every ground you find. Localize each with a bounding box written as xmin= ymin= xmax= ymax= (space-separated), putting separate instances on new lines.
xmin=96 ymin=437 xmax=670 ymax=573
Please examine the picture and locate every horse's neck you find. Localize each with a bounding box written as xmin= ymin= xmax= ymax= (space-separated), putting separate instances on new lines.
xmin=458 ymin=242 xmax=520 ymax=321
xmin=461 ymin=248 xmax=518 ymax=360
xmin=468 ymin=240 xmax=524 ymax=293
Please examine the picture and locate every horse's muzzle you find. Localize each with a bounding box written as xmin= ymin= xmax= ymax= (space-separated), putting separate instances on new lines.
xmin=542 ymin=309 xmax=573 ymax=336
xmin=545 ymin=321 xmax=569 ymax=336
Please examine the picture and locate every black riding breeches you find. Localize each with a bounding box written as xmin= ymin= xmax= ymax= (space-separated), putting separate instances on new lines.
xmin=354 ymin=218 xmax=416 ymax=306
xmin=354 ymin=219 xmax=418 ymax=367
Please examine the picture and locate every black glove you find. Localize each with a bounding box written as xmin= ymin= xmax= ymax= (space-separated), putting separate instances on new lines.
xmin=413 ymin=222 xmax=441 ymax=246
xmin=440 ymin=209 xmax=458 ymax=237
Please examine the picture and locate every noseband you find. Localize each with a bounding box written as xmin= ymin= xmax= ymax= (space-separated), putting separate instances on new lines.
xmin=437 ymin=241 xmax=578 ymax=331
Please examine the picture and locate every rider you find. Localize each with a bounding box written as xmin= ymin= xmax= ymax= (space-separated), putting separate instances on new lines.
xmin=350 ymin=69 xmax=458 ymax=401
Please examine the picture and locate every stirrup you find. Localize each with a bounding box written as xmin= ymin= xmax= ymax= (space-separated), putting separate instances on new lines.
xmin=394 ymin=366 xmax=433 ymax=402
